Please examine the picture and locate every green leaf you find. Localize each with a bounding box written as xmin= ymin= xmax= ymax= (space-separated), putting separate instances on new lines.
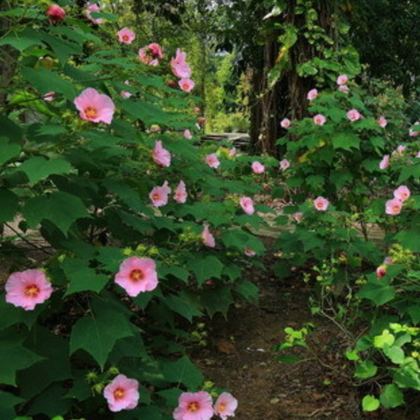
xmin=0 ymin=189 xmax=19 ymax=223
xmin=0 ymin=331 xmax=44 ymax=386
xmin=189 ymin=256 xmax=224 ymax=285
xmin=23 ymin=192 xmax=90 ymax=235
xmin=392 ymin=358 xmax=420 ymax=390
xmin=234 ymin=280 xmax=259 ymax=303
xmin=373 ymin=330 xmax=395 ymax=349
xmin=16 ymin=157 xmax=71 ymax=185
xmin=384 ymin=346 xmax=405 ymax=364
xmin=120 ymin=99 xmax=176 ymax=126
xmin=70 ymin=300 xmax=133 ymax=369
xmin=0 ymin=28 xmax=43 ymax=51
xmin=161 ymin=356 xmax=204 ymax=389
xmin=357 ymin=278 xmax=395 ymax=306
xmin=21 ymin=67 xmax=77 ymax=100
xmin=0 ymin=137 xmax=21 ymax=166
xmin=40 ymin=32 xmax=82 ymax=64
xmin=380 ymin=384 xmax=404 ymax=409
xmin=355 ymin=360 xmax=378 ymax=379
xmin=0 ymin=114 xmax=23 ymax=142
xmin=275 ymin=355 xmax=300 ymax=363
xmin=0 ymin=391 xmax=24 ymax=418
xmin=201 ymin=285 xmax=234 ymax=318
xmin=164 ymin=293 xmax=202 ymax=322
xmin=362 ymin=395 xmax=380 ymax=412
xmin=62 ymin=258 xmax=109 ymax=296
xmin=332 ymin=131 xmax=360 ymax=151
xmin=160 ymin=266 xmax=190 ymax=283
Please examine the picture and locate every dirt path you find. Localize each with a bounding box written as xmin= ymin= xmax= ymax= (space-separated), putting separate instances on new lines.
xmin=193 ymin=255 xmax=420 ymax=420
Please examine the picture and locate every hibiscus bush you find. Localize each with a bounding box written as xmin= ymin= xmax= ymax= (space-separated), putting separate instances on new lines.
xmin=273 ymin=74 xmax=420 ymax=411
xmin=0 ymin=2 xmax=273 ymax=418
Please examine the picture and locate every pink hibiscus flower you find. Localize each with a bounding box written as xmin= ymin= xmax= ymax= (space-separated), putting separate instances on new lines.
xmin=149 ymin=181 xmax=171 ymax=207
xmin=205 ymin=153 xmax=220 ymax=169
xmin=252 ymin=161 xmax=265 ymax=174
xmin=114 ymin=257 xmax=158 ymax=297
xmin=214 ymin=392 xmax=238 ymax=420
xmin=5 ymin=269 xmax=53 ymax=311
xmin=171 ymin=49 xmax=192 ymax=79
xmin=347 ymin=109 xmax=361 ymax=122
xmin=202 ymin=225 xmax=215 ymax=248
xmin=338 ymin=84 xmax=349 ymax=93
xmin=174 ymin=181 xmax=188 ymax=203
xmin=240 ymin=197 xmax=255 ymax=215
xmin=85 ymin=3 xmax=103 ymax=24
xmin=314 ymin=196 xmax=329 ymax=211
xmin=173 ymin=391 xmax=214 ymax=420
xmin=179 ymin=78 xmax=195 ymax=93
xmin=279 ymin=159 xmax=290 ymax=171
xmin=313 ymin=114 xmax=326 ymax=126
xmin=337 ymin=74 xmax=348 ymax=85
xmin=184 ymin=129 xmax=192 ymax=139
xmin=244 ymin=248 xmax=256 ymax=257
xmin=393 ymin=185 xmax=410 ymax=202
xmin=103 ymin=374 xmax=139 ymax=412
xmin=153 ymin=140 xmax=171 ymax=167
xmin=385 ymin=198 xmax=403 ymax=215
xmin=74 ymin=88 xmax=115 ymax=124
xmin=118 ymin=28 xmax=135 ymax=45
xmin=47 ymin=4 xmax=65 ymax=24
xmin=138 ymin=43 xmax=163 ymax=66
xmin=280 ymin=118 xmax=291 ymax=128
xmin=378 ymin=116 xmax=387 ymax=128
xmin=396 ymin=145 xmax=407 ymax=155
xmin=379 ymin=155 xmax=389 ymax=170
xmin=307 ymin=89 xmax=318 ymax=101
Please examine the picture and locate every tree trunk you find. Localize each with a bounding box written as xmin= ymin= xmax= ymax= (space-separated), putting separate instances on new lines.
xmin=0 ymin=2 xmax=19 ymax=108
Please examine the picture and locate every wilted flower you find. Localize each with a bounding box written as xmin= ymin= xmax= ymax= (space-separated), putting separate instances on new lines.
xmin=379 ymin=155 xmax=389 ymax=170
xmin=378 ymin=116 xmax=387 ymax=128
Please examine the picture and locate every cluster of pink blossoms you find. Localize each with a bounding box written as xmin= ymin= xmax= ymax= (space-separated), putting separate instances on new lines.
xmin=385 ymin=185 xmax=410 ymax=215
xmin=149 ymin=181 xmax=188 ymax=206
xmin=85 ymin=3 xmax=103 ymax=24
xmin=139 ymin=43 xmax=163 ymax=66
xmin=174 ymin=391 xmax=238 ymax=420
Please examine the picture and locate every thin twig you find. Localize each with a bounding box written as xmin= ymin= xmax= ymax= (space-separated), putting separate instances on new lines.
xmin=4 ymin=222 xmax=52 ymax=255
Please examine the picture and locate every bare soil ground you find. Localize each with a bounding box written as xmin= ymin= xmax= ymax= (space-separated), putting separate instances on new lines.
xmin=193 ymin=249 xmax=420 ymax=420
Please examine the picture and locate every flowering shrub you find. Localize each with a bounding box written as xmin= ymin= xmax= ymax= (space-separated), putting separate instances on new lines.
xmin=0 ymin=2 xmax=270 ymax=418
xmin=273 ymin=74 xmax=420 ymax=411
